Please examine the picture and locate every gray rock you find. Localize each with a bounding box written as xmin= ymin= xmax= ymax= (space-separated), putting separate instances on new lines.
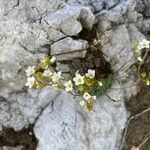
xmin=54 ymin=50 xmax=87 ymax=61
xmin=91 ymin=0 xmax=120 ymax=12
xmin=100 ymin=25 xmax=135 ymax=82
xmin=127 ymin=11 xmax=138 ymax=23
xmin=34 ymin=25 xmax=138 ymax=150
xmin=60 ymin=19 xmax=82 ymax=36
xmin=0 ymin=94 xmax=40 ymax=131
xmin=56 ymin=62 xmax=70 ymax=72
xmin=113 ymin=0 xmax=136 ymax=14
xmin=44 ymin=5 xmax=95 ymax=30
xmin=51 ymin=37 xmax=88 ymax=55
xmin=136 ymin=13 xmax=144 ymax=30
xmin=25 ymin=0 xmax=66 ymax=21
xmin=37 ymin=86 xmax=61 ymax=109
xmin=105 ymin=10 xmax=124 ymax=23
xmin=135 ymin=0 xmax=145 ymax=13
xmin=96 ymin=10 xmax=124 ymax=31
xmin=128 ymin=24 xmax=146 ymax=43
xmin=34 ymin=83 xmax=127 ymax=150
xmin=0 ymin=87 xmax=60 ymax=132
xmin=143 ymin=0 xmax=150 ymax=17
xmin=96 ymin=15 xmax=112 ymax=32
xmin=0 ymin=0 xmax=145 ymax=149
xmin=67 ymin=0 xmax=120 ymax=12
xmin=141 ymin=19 xmax=150 ymax=32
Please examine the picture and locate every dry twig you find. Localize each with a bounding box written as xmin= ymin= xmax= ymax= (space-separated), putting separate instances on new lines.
xmin=119 ymin=107 xmax=150 ymax=150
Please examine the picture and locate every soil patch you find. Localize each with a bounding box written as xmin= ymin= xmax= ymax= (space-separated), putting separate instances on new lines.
xmin=0 ymin=125 xmax=38 ymax=150
xmin=124 ymin=53 xmax=150 ymax=150
xmin=69 ymin=27 xmax=113 ymax=80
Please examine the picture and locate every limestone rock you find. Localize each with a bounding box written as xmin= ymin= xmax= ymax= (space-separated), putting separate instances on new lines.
xmin=0 ymin=0 xmax=147 ymax=149
xmin=51 ymin=37 xmax=88 ymax=55
xmin=44 ymin=5 xmax=95 ymax=30
xmin=60 ymin=19 xmax=82 ymax=36
xmin=128 ymin=24 xmax=146 ymax=42
xmin=96 ymin=10 xmax=124 ymax=31
xmin=56 ymin=62 xmax=70 ymax=73
xmin=112 ymin=0 xmax=136 ymax=14
xmin=100 ymin=25 xmax=135 ymax=83
xmin=141 ymin=19 xmax=150 ymax=32
xmin=34 ymin=25 xmax=138 ymax=150
xmin=34 ymin=83 xmax=127 ymax=150
xmin=54 ymin=50 xmax=87 ymax=61
xmin=91 ymin=0 xmax=120 ymax=12
xmin=143 ymin=0 xmax=150 ymax=17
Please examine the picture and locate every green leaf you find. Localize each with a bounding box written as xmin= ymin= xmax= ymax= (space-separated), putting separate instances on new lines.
xmin=91 ymin=74 xmax=115 ymax=97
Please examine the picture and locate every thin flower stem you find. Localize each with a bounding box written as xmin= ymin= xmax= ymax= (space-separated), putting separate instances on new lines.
xmin=119 ymin=107 xmax=150 ymax=150
xmin=137 ymin=49 xmax=150 ymax=79
xmin=138 ymin=131 xmax=150 ymax=149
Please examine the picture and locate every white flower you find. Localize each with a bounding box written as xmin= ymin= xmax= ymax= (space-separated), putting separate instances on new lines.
xmin=50 ymin=56 xmax=56 ymax=63
xmin=137 ymin=57 xmax=142 ymax=62
xmin=98 ymin=81 xmax=103 ymax=86
xmin=79 ymin=101 xmax=85 ymax=106
xmin=83 ymin=92 xmax=91 ymax=100
xmin=131 ymin=147 xmax=140 ymax=150
xmin=138 ymin=39 xmax=150 ymax=50
xmin=146 ymin=80 xmax=150 ymax=86
xmin=51 ymin=71 xmax=61 ymax=83
xmin=92 ymin=96 xmax=96 ymax=100
xmin=43 ymin=70 xmax=53 ymax=77
xmin=73 ymin=73 xmax=85 ymax=85
xmin=25 ymin=66 xmax=35 ymax=77
xmin=85 ymin=69 xmax=95 ymax=79
xmin=64 ymin=80 xmax=73 ymax=92
xmin=25 ymin=77 xmax=35 ymax=88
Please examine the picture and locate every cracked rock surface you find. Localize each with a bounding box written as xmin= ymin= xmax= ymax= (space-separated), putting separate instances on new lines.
xmin=0 ymin=0 xmax=149 ymax=150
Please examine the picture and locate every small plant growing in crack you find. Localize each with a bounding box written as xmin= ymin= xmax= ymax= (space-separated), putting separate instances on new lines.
xmin=25 ymin=28 xmax=116 ymax=111
xmin=132 ymin=39 xmax=150 ymax=86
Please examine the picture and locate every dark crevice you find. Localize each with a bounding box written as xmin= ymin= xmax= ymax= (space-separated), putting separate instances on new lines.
xmin=93 ymin=0 xmax=121 ymax=14
xmin=0 ymin=125 xmax=38 ymax=150
xmin=124 ymin=54 xmax=150 ymax=150
xmin=64 ymin=25 xmax=113 ymax=80
xmin=13 ymin=0 xmax=20 ymax=9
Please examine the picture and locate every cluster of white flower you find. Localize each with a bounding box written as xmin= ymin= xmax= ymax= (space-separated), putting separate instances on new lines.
xmin=137 ymin=39 xmax=150 ymax=62
xmin=25 ymin=56 xmax=107 ymax=111
xmin=25 ymin=66 xmax=36 ymax=88
xmin=138 ymin=39 xmax=150 ymax=51
xmin=136 ymin=39 xmax=150 ymax=86
xmin=25 ymin=56 xmax=57 ymax=88
xmin=79 ymin=92 xmax=96 ymax=107
xmin=64 ymin=69 xmax=98 ymax=108
xmin=64 ymin=69 xmax=96 ymax=92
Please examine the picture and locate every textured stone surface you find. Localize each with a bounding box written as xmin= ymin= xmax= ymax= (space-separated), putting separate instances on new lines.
xmin=56 ymin=62 xmax=70 ymax=72
xmin=34 ymin=86 xmax=127 ymax=150
xmin=0 ymin=0 xmax=149 ymax=149
xmin=144 ymin=0 xmax=150 ymax=17
xmin=128 ymin=24 xmax=146 ymax=42
xmin=96 ymin=10 xmax=124 ymax=31
xmin=51 ymin=37 xmax=88 ymax=55
xmin=54 ymin=50 xmax=87 ymax=61
xmin=100 ymin=25 xmax=135 ymax=82
xmin=60 ymin=19 xmax=82 ymax=36
xmin=34 ymin=24 xmax=138 ymax=150
xmin=44 ymin=5 xmax=95 ymax=30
